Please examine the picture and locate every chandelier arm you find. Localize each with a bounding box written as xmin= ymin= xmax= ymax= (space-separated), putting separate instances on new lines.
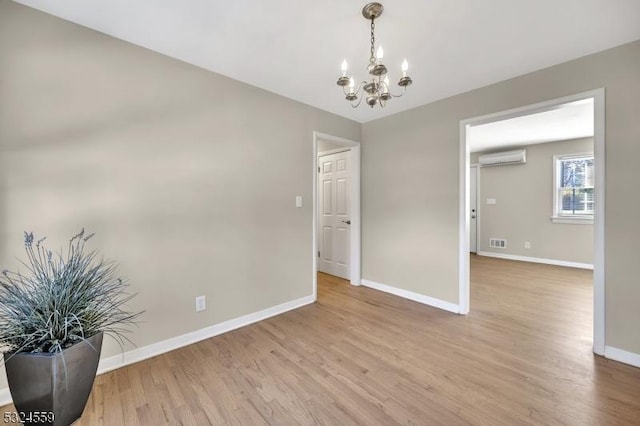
xmin=350 ymin=96 xmax=364 ymax=108
xmin=387 ymin=86 xmax=408 ymax=98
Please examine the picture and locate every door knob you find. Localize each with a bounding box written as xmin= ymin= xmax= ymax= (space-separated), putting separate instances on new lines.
xmin=342 ymin=220 xmax=351 ymax=225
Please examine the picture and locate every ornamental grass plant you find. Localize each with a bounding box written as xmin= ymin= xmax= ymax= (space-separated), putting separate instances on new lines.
xmin=0 ymin=229 xmax=142 ymax=358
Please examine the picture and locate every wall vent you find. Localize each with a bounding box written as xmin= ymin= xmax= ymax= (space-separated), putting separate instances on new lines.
xmin=489 ymin=238 xmax=507 ymax=249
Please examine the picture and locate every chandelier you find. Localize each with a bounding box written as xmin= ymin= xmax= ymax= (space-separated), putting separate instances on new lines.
xmin=336 ymin=2 xmax=412 ymax=108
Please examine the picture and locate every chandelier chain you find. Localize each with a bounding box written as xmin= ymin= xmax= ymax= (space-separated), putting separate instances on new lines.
xmin=370 ymin=18 xmax=375 ymax=60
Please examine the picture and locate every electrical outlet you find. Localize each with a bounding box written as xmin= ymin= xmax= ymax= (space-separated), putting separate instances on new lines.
xmin=524 ymin=241 xmax=531 ymax=249
xmin=195 ymin=296 xmax=206 ymax=312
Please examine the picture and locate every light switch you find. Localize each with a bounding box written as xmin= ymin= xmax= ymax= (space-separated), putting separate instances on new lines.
xmin=195 ymin=296 xmax=206 ymax=312
xmin=295 ymin=195 xmax=303 ymax=208
xmin=486 ymin=198 xmax=497 ymax=205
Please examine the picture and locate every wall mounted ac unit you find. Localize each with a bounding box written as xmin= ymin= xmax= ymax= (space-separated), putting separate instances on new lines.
xmin=479 ymin=149 xmax=526 ymax=167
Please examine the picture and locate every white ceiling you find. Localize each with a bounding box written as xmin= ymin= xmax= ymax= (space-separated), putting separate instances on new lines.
xmin=13 ymin=0 xmax=640 ymax=123
xmin=468 ymin=98 xmax=594 ymax=153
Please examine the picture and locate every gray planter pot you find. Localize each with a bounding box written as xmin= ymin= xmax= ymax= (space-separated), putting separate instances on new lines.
xmin=4 ymin=332 xmax=103 ymax=426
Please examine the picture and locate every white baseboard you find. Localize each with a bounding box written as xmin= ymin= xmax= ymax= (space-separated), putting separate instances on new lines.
xmin=0 ymin=294 xmax=315 ymax=406
xmin=605 ymin=346 xmax=640 ymax=368
xmin=477 ymin=251 xmax=594 ymax=270
xmin=361 ymin=279 xmax=460 ymax=314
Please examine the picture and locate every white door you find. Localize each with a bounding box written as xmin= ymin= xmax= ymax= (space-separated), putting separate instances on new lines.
xmin=318 ymin=150 xmax=351 ymax=279
xmin=470 ymin=165 xmax=478 ymax=253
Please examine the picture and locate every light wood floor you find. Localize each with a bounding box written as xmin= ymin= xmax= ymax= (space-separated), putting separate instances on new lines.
xmin=4 ymin=255 xmax=640 ymax=424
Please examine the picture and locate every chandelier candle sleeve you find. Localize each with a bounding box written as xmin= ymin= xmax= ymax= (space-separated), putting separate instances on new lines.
xmin=380 ymin=76 xmax=391 ymax=101
xmin=336 ymin=2 xmax=413 ymax=108
xmin=346 ymin=77 xmax=358 ymax=101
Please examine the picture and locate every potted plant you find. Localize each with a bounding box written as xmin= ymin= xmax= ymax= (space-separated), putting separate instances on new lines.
xmin=0 ymin=229 xmax=142 ymax=426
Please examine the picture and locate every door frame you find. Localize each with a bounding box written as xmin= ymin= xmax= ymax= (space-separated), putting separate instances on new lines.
xmin=312 ymin=131 xmax=361 ymax=300
xmin=458 ymin=88 xmax=606 ymax=355
xmin=469 ymin=164 xmax=480 ymax=254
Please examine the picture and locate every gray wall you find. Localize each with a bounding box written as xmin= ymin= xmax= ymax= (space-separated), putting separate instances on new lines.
xmin=472 ymin=138 xmax=594 ymax=264
xmin=0 ymin=1 xmax=360 ymax=388
xmin=362 ymin=40 xmax=640 ymax=355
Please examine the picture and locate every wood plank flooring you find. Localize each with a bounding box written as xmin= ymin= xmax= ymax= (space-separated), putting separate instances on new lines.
xmin=3 ymin=255 xmax=640 ymax=424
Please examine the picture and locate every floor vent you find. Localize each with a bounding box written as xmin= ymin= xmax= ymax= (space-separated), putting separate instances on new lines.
xmin=489 ymin=238 xmax=507 ymax=249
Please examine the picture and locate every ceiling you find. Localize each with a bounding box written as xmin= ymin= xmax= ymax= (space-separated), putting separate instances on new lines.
xmin=13 ymin=0 xmax=640 ymax=123
xmin=468 ymin=98 xmax=594 ymax=153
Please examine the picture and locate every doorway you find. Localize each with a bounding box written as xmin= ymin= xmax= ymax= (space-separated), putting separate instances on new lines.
xmin=459 ymin=89 xmax=605 ymax=355
xmin=312 ymin=132 xmax=361 ymax=300
xmin=317 ymin=148 xmax=352 ymax=279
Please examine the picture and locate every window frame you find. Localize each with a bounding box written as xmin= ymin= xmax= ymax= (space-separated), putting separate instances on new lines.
xmin=552 ymin=152 xmax=594 ymax=224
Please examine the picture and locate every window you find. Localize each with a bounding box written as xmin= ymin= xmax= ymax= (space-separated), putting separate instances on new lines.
xmin=552 ymin=153 xmax=594 ymax=224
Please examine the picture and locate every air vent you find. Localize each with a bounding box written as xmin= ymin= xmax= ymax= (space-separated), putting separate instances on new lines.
xmin=489 ymin=238 xmax=507 ymax=249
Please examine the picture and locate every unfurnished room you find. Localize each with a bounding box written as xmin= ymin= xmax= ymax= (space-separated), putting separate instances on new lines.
xmin=0 ymin=1 xmax=639 ymax=425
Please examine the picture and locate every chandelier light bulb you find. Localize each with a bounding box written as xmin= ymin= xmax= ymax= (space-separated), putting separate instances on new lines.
xmin=376 ymin=45 xmax=384 ymax=61
xmin=383 ymin=76 xmax=390 ymax=92
xmin=348 ymin=77 xmax=355 ymax=92
xmin=402 ymin=58 xmax=409 ymax=76
xmin=341 ymin=59 xmax=348 ymax=76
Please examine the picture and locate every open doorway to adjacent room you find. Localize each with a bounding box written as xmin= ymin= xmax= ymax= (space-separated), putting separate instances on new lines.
xmin=459 ymin=90 xmax=605 ymax=355
xmin=312 ymin=132 xmax=361 ymax=300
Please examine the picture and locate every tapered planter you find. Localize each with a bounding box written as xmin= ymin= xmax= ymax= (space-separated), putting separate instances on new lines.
xmin=4 ymin=332 xmax=103 ymax=426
